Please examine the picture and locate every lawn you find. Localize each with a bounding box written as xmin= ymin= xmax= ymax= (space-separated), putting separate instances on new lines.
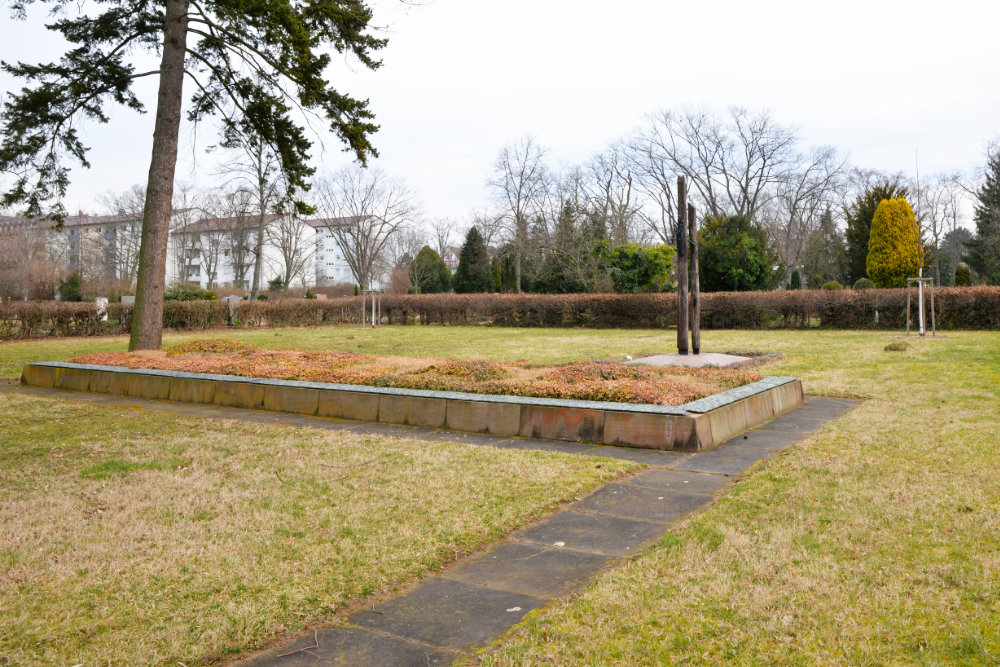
xmin=479 ymin=329 xmax=1000 ymax=665
xmin=0 ymin=329 xmax=645 ymax=665
xmin=3 ymin=326 xmax=998 ymax=665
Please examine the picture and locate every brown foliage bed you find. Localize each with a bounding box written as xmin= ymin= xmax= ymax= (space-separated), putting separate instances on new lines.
xmin=70 ymin=339 xmax=763 ymax=406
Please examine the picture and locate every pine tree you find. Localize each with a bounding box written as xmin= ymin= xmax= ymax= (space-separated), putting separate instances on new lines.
xmin=866 ymin=197 xmax=922 ymax=288
xmin=408 ymin=246 xmax=451 ymax=294
xmin=963 ymin=150 xmax=1000 ymax=285
xmin=0 ymin=0 xmax=384 ymax=349
xmin=452 ymin=227 xmax=494 ymax=293
xmin=844 ymin=181 xmax=909 ymax=283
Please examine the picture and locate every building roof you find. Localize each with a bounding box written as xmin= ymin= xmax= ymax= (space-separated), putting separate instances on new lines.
xmin=303 ymin=215 xmax=368 ymax=229
xmin=1 ymin=208 xmax=198 ymax=230
xmin=174 ymin=214 xmax=281 ymax=234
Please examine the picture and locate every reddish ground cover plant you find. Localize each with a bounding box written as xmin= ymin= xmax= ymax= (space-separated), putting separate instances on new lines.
xmin=70 ymin=343 xmax=763 ymax=406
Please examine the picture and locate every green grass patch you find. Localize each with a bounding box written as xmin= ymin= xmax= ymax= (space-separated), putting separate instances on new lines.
xmin=5 ymin=326 xmax=1000 ymax=664
xmin=480 ymin=330 xmax=1000 ymax=665
xmin=80 ymin=457 xmax=191 ymax=479
xmin=0 ymin=387 xmax=636 ymax=665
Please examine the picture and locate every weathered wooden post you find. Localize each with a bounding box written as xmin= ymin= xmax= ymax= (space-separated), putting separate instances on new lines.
xmin=688 ymin=202 xmax=700 ymax=354
xmin=676 ymin=177 xmax=689 ymax=354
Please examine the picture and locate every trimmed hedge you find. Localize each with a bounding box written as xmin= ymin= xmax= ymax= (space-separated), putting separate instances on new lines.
xmin=2 ymin=287 xmax=998 ymax=340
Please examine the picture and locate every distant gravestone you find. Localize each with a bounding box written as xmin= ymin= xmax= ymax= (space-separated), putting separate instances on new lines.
xmin=315 ymin=293 xmax=327 ymax=300
xmin=95 ymin=297 xmax=109 ymax=322
xmin=120 ymin=295 xmax=135 ymax=304
xmin=222 ymin=295 xmax=241 ymax=324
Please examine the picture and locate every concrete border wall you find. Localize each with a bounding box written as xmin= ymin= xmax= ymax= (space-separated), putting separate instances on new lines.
xmin=21 ymin=362 xmax=803 ymax=452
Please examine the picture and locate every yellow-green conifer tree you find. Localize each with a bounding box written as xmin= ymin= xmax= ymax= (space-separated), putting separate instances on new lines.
xmin=867 ymin=197 xmax=923 ymax=287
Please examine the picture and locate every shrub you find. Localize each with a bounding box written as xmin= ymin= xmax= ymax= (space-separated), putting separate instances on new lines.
xmin=821 ymin=281 xmax=844 ymax=290
xmin=853 ymin=278 xmax=875 ymax=290
xmin=268 ymin=277 xmax=285 ymax=291
xmin=164 ymin=283 xmax=217 ymax=301
xmin=598 ymin=242 xmax=675 ymax=293
xmin=409 ymin=246 xmax=452 ymax=294
xmin=57 ymin=272 xmax=84 ymax=302
xmin=955 ymin=263 xmax=973 ymax=286
xmin=4 ymin=288 xmax=1000 ymax=340
xmin=789 ymin=270 xmax=802 ymax=290
xmin=304 ymin=288 xmax=316 ymax=299
xmin=867 ymin=197 xmax=922 ymax=288
xmin=699 ymin=215 xmax=784 ymax=291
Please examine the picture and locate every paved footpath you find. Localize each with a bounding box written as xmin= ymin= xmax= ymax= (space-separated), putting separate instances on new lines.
xmin=4 ymin=382 xmax=857 ymax=665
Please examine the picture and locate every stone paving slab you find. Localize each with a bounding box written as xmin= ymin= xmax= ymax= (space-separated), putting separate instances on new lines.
xmin=729 ymin=428 xmax=807 ymax=451
xmin=351 ymin=579 xmax=543 ymax=651
xmin=628 ymin=352 xmax=750 ymax=368
xmin=417 ymin=430 xmax=516 ymax=447
xmin=803 ymin=396 xmax=862 ymax=410
xmin=626 ymin=469 xmax=732 ymax=495
xmin=441 ymin=542 xmax=615 ymax=599
xmin=510 ymin=511 xmax=666 ymax=557
xmin=581 ymin=446 xmax=693 ymax=467
xmin=490 ymin=437 xmax=597 ymax=454
xmin=674 ymin=443 xmax=774 ymax=475
xmin=570 ymin=484 xmax=711 ymax=523
xmin=241 ymin=625 xmax=459 ymax=666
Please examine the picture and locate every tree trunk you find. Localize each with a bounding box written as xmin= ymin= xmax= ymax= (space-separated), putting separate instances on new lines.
xmin=129 ymin=0 xmax=188 ymax=351
xmin=250 ymin=213 xmax=265 ymax=299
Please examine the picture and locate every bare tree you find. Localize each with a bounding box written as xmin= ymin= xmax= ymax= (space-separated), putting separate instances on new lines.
xmin=630 ymin=107 xmax=800 ymax=242
xmin=583 ymin=143 xmax=644 ymax=245
xmin=428 ymin=217 xmax=460 ymax=259
xmin=97 ymin=185 xmax=146 ymax=286
xmin=169 ymin=186 xmax=207 ymax=285
xmin=0 ymin=218 xmax=66 ymax=299
xmin=266 ymin=215 xmax=315 ymax=288
xmin=315 ymin=165 xmax=420 ymax=291
xmin=384 ymin=225 xmax=425 ymax=273
xmin=199 ymin=188 xmax=258 ymax=289
xmin=488 ymin=136 xmax=549 ymax=293
xmin=916 ymin=172 xmax=966 ymax=284
xmin=761 ymin=146 xmax=848 ymax=268
xmin=216 ymin=131 xmax=289 ymax=299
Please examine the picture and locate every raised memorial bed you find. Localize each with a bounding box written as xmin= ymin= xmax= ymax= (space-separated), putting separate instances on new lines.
xmin=21 ymin=343 xmax=803 ymax=451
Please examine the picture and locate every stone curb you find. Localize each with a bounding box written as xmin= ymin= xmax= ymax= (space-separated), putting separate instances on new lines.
xmin=21 ymin=362 xmax=803 ymax=452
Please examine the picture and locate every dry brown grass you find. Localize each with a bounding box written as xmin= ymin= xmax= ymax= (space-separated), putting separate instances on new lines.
xmin=0 ymin=390 xmax=635 ymax=665
xmin=482 ymin=330 xmax=1000 ymax=665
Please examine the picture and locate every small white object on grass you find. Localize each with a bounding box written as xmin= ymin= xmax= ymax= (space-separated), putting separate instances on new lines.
xmin=625 ymin=355 xmax=633 ymax=361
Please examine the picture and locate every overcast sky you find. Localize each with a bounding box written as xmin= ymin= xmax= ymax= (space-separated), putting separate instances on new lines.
xmin=2 ymin=0 xmax=998 ymax=224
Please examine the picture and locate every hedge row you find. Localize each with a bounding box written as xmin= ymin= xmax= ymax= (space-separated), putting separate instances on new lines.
xmin=2 ymin=287 xmax=998 ymax=340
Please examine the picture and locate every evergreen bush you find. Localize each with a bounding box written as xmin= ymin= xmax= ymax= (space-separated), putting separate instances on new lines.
xmin=867 ymin=197 xmax=922 ymax=288
xmin=954 ymin=263 xmax=973 ymax=286
xmin=57 ymin=272 xmax=84 ymax=302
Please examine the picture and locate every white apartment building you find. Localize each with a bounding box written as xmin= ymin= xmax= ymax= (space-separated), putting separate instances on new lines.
xmin=1 ymin=210 xmax=372 ymax=296
xmin=307 ymin=217 xmax=360 ymax=287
